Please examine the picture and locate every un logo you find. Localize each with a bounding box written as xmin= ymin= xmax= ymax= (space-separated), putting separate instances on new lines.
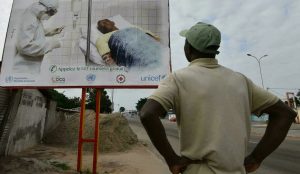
xmin=86 ymin=74 xmax=96 ymax=82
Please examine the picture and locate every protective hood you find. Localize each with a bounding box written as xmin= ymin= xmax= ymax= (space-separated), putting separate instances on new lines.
xmin=39 ymin=0 xmax=59 ymax=10
xmin=29 ymin=2 xmax=48 ymax=18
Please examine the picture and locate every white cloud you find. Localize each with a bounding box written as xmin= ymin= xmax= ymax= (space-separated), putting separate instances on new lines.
xmin=170 ymin=0 xmax=300 ymax=93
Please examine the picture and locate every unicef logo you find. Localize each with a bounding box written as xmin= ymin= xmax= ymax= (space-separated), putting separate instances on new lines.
xmin=140 ymin=74 xmax=166 ymax=81
xmin=5 ymin=76 xmax=13 ymax=83
xmin=86 ymin=74 xmax=96 ymax=82
xmin=49 ymin=65 xmax=57 ymax=73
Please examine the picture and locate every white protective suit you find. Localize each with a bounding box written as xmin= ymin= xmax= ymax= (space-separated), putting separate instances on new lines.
xmin=14 ymin=0 xmax=60 ymax=74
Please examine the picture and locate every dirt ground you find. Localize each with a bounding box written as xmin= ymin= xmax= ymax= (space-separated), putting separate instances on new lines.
xmin=0 ymin=143 xmax=169 ymax=174
xmin=0 ymin=111 xmax=170 ymax=174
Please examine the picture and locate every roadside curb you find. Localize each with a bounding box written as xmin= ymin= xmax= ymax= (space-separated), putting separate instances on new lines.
xmin=251 ymin=123 xmax=300 ymax=139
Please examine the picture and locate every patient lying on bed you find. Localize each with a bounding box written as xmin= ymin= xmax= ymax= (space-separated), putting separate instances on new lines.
xmin=95 ymin=19 xmax=163 ymax=69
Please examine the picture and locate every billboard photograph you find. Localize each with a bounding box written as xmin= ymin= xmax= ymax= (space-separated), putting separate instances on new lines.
xmin=0 ymin=0 xmax=171 ymax=87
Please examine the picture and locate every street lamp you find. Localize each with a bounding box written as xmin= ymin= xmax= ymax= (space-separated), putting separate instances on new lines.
xmin=246 ymin=54 xmax=268 ymax=89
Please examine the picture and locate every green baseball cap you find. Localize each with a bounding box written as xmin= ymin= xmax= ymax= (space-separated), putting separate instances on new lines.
xmin=180 ymin=22 xmax=221 ymax=54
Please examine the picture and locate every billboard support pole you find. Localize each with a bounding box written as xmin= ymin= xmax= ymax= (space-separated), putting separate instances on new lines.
xmin=77 ymin=0 xmax=94 ymax=169
xmin=77 ymin=88 xmax=87 ymax=172
xmin=77 ymin=88 xmax=101 ymax=174
xmin=93 ymin=88 xmax=101 ymax=174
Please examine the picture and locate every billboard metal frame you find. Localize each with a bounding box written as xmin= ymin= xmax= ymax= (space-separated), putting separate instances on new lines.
xmin=0 ymin=0 xmax=172 ymax=89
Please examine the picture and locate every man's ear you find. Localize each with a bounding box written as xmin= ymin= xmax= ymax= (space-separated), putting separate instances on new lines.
xmin=187 ymin=44 xmax=192 ymax=54
xmin=184 ymin=40 xmax=192 ymax=55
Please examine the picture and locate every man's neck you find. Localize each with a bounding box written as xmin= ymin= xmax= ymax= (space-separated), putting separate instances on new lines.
xmin=189 ymin=55 xmax=215 ymax=62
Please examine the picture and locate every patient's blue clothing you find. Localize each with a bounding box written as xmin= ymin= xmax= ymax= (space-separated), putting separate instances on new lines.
xmin=108 ymin=27 xmax=162 ymax=69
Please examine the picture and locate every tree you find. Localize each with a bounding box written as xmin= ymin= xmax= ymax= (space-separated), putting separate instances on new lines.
xmin=46 ymin=89 xmax=80 ymax=109
xmin=295 ymin=97 xmax=300 ymax=107
xmin=69 ymin=97 xmax=81 ymax=107
xmin=86 ymin=89 xmax=112 ymax=113
xmin=119 ymin=107 xmax=125 ymax=112
xmin=136 ymin=98 xmax=147 ymax=111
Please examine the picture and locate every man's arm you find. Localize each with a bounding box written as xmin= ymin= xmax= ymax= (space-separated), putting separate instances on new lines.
xmin=140 ymin=99 xmax=195 ymax=174
xmin=44 ymin=26 xmax=64 ymax=36
xmin=245 ymin=100 xmax=297 ymax=172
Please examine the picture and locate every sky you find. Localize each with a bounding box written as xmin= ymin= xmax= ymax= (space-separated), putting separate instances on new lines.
xmin=1 ymin=0 xmax=300 ymax=110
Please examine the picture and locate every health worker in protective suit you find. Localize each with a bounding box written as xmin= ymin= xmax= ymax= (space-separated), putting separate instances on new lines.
xmin=13 ymin=0 xmax=63 ymax=74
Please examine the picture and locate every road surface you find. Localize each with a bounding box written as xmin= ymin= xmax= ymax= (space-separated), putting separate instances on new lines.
xmin=127 ymin=116 xmax=300 ymax=174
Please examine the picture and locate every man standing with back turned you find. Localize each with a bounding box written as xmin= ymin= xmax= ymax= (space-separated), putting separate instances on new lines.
xmin=140 ymin=22 xmax=297 ymax=174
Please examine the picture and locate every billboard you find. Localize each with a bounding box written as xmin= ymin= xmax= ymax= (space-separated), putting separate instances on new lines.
xmin=0 ymin=0 xmax=171 ymax=88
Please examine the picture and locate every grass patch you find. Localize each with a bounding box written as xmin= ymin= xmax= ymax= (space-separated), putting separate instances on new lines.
xmin=50 ymin=161 xmax=71 ymax=171
xmin=82 ymin=168 xmax=92 ymax=174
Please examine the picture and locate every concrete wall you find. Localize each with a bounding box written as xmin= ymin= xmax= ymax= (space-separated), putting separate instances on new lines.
xmin=44 ymin=101 xmax=59 ymax=135
xmin=5 ymin=89 xmax=47 ymax=155
xmin=0 ymin=90 xmax=22 ymax=155
xmin=0 ymin=89 xmax=77 ymax=156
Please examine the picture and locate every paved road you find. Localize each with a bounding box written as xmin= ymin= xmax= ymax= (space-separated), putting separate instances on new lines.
xmin=127 ymin=117 xmax=300 ymax=174
xmin=248 ymin=136 xmax=300 ymax=174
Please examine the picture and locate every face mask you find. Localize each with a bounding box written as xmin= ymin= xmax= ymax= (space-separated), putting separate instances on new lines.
xmin=40 ymin=13 xmax=51 ymax=20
